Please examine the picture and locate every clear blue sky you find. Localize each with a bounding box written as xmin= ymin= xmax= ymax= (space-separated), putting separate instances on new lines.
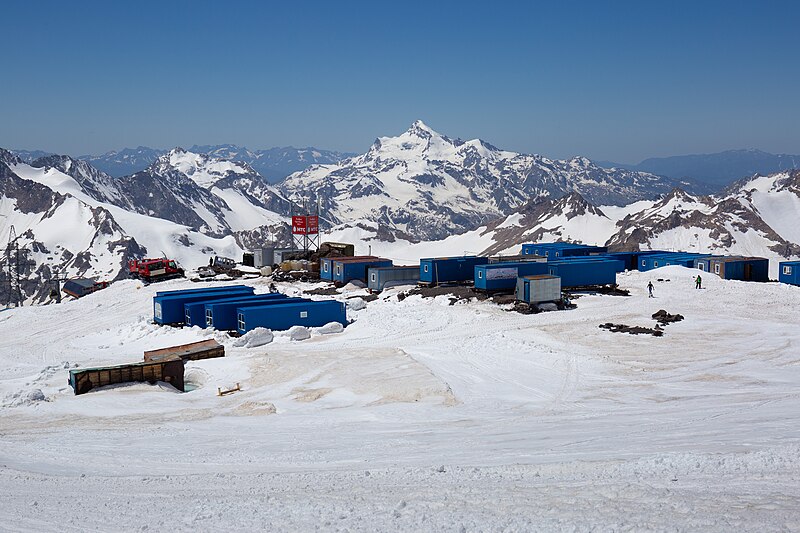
xmin=1 ymin=0 xmax=798 ymax=162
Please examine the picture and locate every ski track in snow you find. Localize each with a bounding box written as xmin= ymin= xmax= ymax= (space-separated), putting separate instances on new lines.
xmin=1 ymin=267 xmax=800 ymax=530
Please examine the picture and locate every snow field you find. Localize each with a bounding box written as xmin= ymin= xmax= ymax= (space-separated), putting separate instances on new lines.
xmin=1 ymin=267 xmax=799 ymax=530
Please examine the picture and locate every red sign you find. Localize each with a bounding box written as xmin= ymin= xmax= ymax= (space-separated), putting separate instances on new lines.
xmin=292 ymin=215 xmax=319 ymax=235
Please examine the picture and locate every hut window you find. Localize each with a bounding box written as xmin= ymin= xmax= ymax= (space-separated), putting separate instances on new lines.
xmin=698 ymin=263 xmax=705 ymax=270
xmin=714 ymin=263 xmax=721 ymax=274
xmin=424 ymin=265 xmax=429 ymax=273
xmin=784 ymin=265 xmax=793 ymax=275
xmin=237 ymin=313 xmax=245 ymax=331
xmin=323 ymin=264 xmax=328 ymax=272
xmin=545 ymin=251 xmax=549 ymax=257
xmin=478 ymin=271 xmax=483 ymax=279
xmin=641 ymin=260 xmax=646 ymax=266
xmin=654 ymin=261 xmax=659 ymax=267
xmin=206 ymin=309 xmax=213 ymax=326
xmin=555 ymin=252 xmax=560 ymax=257
xmin=300 ymin=311 xmax=308 ymax=318
xmin=371 ymin=273 xmax=376 ymax=281
xmin=335 ymin=266 xmax=341 ymax=274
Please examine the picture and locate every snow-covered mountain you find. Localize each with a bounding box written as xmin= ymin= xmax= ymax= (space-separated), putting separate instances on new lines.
xmin=281 ymin=120 xmax=689 ymax=241
xmin=73 ymin=144 xmax=353 ymax=181
xmin=0 ymin=147 xmax=293 ymax=303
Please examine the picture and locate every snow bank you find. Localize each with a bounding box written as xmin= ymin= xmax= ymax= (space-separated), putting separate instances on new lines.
xmin=232 ymin=327 xmax=274 ymax=348
xmin=315 ymin=322 xmax=344 ymax=335
xmin=286 ymin=325 xmax=311 ymax=341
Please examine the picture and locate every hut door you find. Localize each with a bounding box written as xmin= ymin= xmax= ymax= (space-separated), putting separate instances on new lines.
xmin=744 ymin=263 xmax=752 ymax=281
xmin=524 ymin=282 xmax=530 ymax=302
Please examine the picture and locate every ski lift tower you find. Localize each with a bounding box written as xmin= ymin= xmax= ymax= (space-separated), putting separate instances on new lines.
xmin=291 ymin=198 xmax=320 ymax=254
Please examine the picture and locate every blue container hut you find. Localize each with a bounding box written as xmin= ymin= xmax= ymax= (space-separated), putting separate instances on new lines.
xmin=236 ymin=300 xmax=347 ymax=334
xmin=474 ymin=262 xmax=549 ymax=291
xmin=320 ymin=256 xmax=377 ymax=281
xmin=779 ymin=261 xmax=800 ymax=286
xmin=603 ymin=250 xmax=666 ymax=271
xmin=205 ymin=296 xmax=307 ymax=330
xmin=153 ymin=286 xmax=254 ymax=325
xmin=183 ymin=293 xmax=289 ymax=327
xmin=520 ymin=242 xmax=607 ymax=258
xmin=367 ymin=266 xmax=420 ymax=292
xmin=155 ymin=284 xmax=249 ymax=297
xmin=546 ymin=259 xmax=623 ymax=288
xmin=419 ymin=256 xmax=490 ymax=285
xmin=638 ymin=253 xmax=710 ymax=272
xmin=332 ymin=258 xmax=393 ymax=285
xmin=698 ymin=256 xmax=769 ymax=281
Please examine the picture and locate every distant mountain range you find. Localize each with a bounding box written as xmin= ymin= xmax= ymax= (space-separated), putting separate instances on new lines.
xmin=11 ymin=145 xmax=355 ymax=183
xmin=596 ymin=149 xmax=800 ymax=190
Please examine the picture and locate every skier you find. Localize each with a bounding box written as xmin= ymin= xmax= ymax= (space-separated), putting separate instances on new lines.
xmin=647 ymin=281 xmax=654 ymax=298
xmin=695 ymin=274 xmax=702 ymax=289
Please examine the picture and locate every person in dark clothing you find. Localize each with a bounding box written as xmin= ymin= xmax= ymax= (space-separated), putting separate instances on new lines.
xmin=695 ymin=275 xmax=702 ymax=289
xmin=647 ymin=281 xmax=654 ymax=298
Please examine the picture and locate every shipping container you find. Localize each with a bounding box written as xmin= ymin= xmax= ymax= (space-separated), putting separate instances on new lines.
xmin=332 ymin=258 xmax=393 ymax=285
xmin=419 ymin=256 xmax=490 ymax=285
xmin=236 ymin=300 xmax=347 ymax=334
xmin=488 ymin=254 xmax=546 ymax=263
xmin=546 ymin=259 xmax=623 ymax=288
xmin=320 ymin=255 xmax=379 ymax=281
xmin=474 ymin=262 xmax=549 ymax=291
xmin=520 ymin=242 xmax=607 ymax=258
xmin=156 ymin=284 xmax=250 ymax=298
xmin=367 ymin=266 xmax=420 ymax=292
xmin=253 ymin=247 xmax=275 ymax=268
xmin=515 ymin=274 xmax=562 ymax=304
xmin=699 ymin=256 xmax=769 ymax=281
xmin=638 ymin=253 xmax=711 ymax=272
xmin=153 ymin=286 xmax=255 ymax=325
xmin=603 ymin=250 xmax=666 ymax=271
xmin=205 ymin=296 xmax=308 ymax=330
xmin=183 ymin=293 xmax=288 ymax=327
xmin=68 ymin=357 xmax=184 ymax=395
xmin=779 ymin=261 xmax=800 ymax=286
xmin=143 ymin=339 xmax=225 ymax=363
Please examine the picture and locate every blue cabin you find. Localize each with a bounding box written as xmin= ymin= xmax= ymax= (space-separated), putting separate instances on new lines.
xmin=153 ymin=286 xmax=255 ymax=325
xmin=367 ymin=266 xmax=420 ymax=292
xmin=205 ymin=296 xmax=307 ymax=330
xmin=638 ymin=253 xmax=710 ymax=272
xmin=419 ymin=256 xmax=490 ymax=284
xmin=236 ymin=300 xmax=347 ymax=334
xmin=779 ymin=261 xmax=800 ymax=286
xmin=520 ymin=242 xmax=607 ymax=258
xmin=155 ymin=284 xmax=250 ymax=297
xmin=546 ymin=259 xmax=623 ymax=288
xmin=693 ymin=255 xmax=769 ymax=281
xmin=474 ymin=262 xmax=549 ymax=291
xmin=332 ymin=258 xmax=393 ymax=285
xmin=183 ymin=293 xmax=289 ymax=327
xmin=320 ymin=256 xmax=376 ymax=281
xmin=603 ymin=250 xmax=666 ymax=271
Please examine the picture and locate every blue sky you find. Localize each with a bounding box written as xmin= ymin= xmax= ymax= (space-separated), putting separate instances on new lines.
xmin=1 ymin=0 xmax=798 ymax=162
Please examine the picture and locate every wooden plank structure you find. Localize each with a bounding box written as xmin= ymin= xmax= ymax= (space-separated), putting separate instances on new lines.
xmin=68 ymin=357 xmax=184 ymax=395
xmin=143 ymin=339 xmax=225 ymax=363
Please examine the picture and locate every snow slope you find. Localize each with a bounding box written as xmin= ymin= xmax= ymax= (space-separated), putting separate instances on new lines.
xmin=1 ymin=269 xmax=799 ymax=529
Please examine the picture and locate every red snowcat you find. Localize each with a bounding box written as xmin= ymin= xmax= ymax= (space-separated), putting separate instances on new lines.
xmin=128 ymin=258 xmax=185 ymax=283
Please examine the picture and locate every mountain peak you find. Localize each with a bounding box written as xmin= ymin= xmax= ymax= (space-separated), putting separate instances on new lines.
xmin=406 ymin=119 xmax=441 ymax=139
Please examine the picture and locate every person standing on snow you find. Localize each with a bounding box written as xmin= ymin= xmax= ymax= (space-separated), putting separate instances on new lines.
xmin=647 ymin=281 xmax=654 ymax=298
xmin=695 ymin=275 xmax=702 ymax=289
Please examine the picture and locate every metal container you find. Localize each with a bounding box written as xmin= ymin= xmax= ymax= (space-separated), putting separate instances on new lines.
xmin=638 ymin=253 xmax=710 ymax=272
xmin=153 ymin=286 xmax=254 ymax=325
xmin=707 ymin=257 xmax=769 ymax=281
xmin=419 ymin=256 xmax=490 ymax=284
xmin=183 ymin=293 xmax=288 ymax=327
xmin=546 ymin=259 xmax=624 ymax=288
xmin=780 ymin=261 xmax=800 ymax=286
xmin=254 ymin=247 xmax=275 ymax=268
xmin=155 ymin=285 xmax=249 ymax=298
xmin=333 ymin=258 xmax=393 ymax=285
xmin=144 ymin=339 xmax=225 ymax=363
xmin=516 ymin=274 xmax=562 ymax=303
xmin=474 ymin=262 xmax=549 ymax=291
xmin=367 ymin=266 xmax=420 ymax=292
xmin=520 ymin=243 xmax=607 ymax=258
xmin=320 ymin=256 xmax=378 ymax=281
xmin=488 ymin=254 xmax=546 ymax=263
xmin=68 ymin=357 xmax=185 ymax=395
xmin=205 ymin=296 xmax=307 ymax=331
xmin=236 ymin=300 xmax=347 ymax=334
